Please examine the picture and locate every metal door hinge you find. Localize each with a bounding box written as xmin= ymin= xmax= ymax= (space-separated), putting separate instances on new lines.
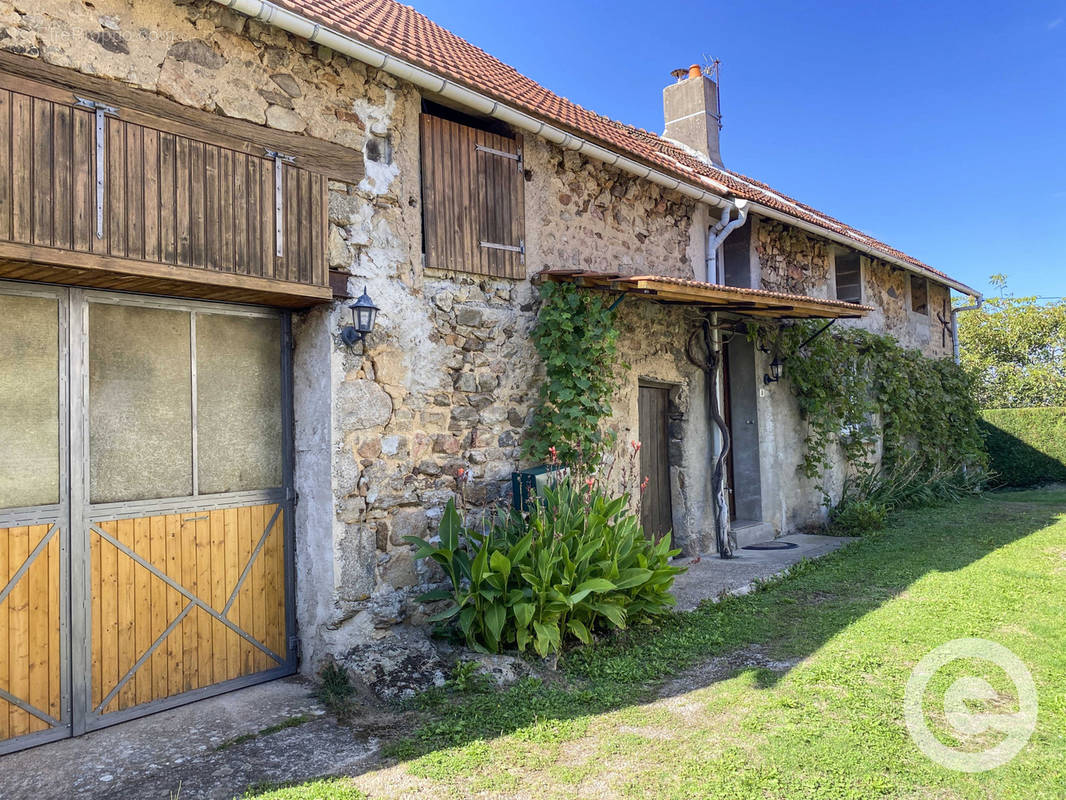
xmin=288 ymin=635 xmax=302 ymax=660
xmin=74 ymin=97 xmax=119 ymax=240
xmin=475 ymin=143 xmax=522 ymax=168
xmin=265 ymin=150 xmax=296 ymax=257
xmin=479 ymin=238 xmax=525 ymax=263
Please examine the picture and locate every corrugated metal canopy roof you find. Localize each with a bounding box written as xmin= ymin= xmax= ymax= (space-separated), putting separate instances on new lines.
xmin=536 ymin=270 xmax=871 ymax=319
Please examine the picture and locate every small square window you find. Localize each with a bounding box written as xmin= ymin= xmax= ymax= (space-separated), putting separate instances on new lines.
xmin=834 ymin=252 xmax=862 ymax=304
xmin=910 ymin=275 xmax=928 ymax=314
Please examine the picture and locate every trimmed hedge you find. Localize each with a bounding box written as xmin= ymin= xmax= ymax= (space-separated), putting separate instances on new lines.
xmin=979 ymin=408 xmax=1066 ymax=487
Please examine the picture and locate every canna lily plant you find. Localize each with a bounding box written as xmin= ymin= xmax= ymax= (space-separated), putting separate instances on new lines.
xmin=406 ymin=477 xmax=684 ymax=658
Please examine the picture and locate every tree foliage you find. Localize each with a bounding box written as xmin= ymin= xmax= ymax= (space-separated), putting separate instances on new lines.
xmin=957 ymin=275 xmax=1066 ymax=408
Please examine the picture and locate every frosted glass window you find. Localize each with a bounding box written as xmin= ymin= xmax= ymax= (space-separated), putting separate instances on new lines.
xmin=0 ymin=294 xmax=60 ymax=509
xmin=195 ymin=313 xmax=282 ymax=494
xmin=89 ymin=304 xmax=192 ymax=503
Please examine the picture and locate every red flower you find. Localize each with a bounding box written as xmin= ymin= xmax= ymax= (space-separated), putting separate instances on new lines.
xmin=631 ymin=440 xmax=642 ymax=452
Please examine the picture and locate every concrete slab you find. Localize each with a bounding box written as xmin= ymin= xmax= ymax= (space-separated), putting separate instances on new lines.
xmin=0 ymin=677 xmax=381 ymax=800
xmin=670 ymin=533 xmax=854 ymax=612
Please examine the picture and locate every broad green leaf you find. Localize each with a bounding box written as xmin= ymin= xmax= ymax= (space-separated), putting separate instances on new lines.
xmin=489 ymin=550 xmax=511 ymax=581
xmin=575 ymin=578 xmax=616 ymax=594
xmin=416 ymin=588 xmax=454 ymax=603
xmin=513 ymin=602 xmax=534 ymax=629
xmin=438 ymin=498 xmax=462 ymax=552
xmin=485 ymin=603 xmax=506 ymax=642
xmin=567 ymin=618 xmax=592 ymax=644
xmin=614 ymin=568 xmax=652 ymax=589
xmin=427 ymin=603 xmax=461 ymax=623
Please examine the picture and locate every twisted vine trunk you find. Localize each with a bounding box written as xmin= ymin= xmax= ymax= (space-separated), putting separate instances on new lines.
xmin=687 ymin=314 xmax=736 ymax=559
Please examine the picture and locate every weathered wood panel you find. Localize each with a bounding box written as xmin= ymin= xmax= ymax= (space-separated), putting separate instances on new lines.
xmin=420 ymin=113 xmax=525 ymax=279
xmin=0 ymin=70 xmax=332 ymax=305
xmin=89 ymin=504 xmax=285 ymax=716
xmin=0 ymin=524 xmax=62 ymax=744
xmin=638 ymin=386 xmax=674 ymax=541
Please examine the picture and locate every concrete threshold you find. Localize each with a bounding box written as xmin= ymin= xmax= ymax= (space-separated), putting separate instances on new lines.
xmin=669 ymin=533 xmax=854 ymax=612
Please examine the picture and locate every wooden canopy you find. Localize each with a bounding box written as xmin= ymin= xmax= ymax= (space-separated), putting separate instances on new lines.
xmin=535 ymin=270 xmax=871 ymax=319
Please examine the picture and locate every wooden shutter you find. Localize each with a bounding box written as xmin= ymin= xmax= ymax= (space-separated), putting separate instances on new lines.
xmin=0 ymin=69 xmax=330 ymax=305
xmin=420 ymin=113 xmax=525 ymax=279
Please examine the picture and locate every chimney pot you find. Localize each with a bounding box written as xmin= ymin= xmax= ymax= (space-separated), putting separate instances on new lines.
xmin=687 ymin=64 xmax=703 ymax=79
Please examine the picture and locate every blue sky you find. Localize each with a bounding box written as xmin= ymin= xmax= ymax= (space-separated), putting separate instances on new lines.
xmin=410 ymin=0 xmax=1065 ymax=299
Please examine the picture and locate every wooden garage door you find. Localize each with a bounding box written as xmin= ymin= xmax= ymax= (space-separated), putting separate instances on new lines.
xmin=0 ymin=284 xmax=69 ymax=754
xmin=75 ymin=293 xmax=294 ymax=733
xmin=0 ymin=283 xmax=294 ymax=753
xmin=86 ymin=504 xmax=286 ymax=718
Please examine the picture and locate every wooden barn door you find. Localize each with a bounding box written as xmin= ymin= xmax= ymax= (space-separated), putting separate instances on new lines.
xmin=71 ymin=292 xmax=295 ymax=734
xmin=0 ymin=283 xmax=70 ymax=754
xmin=0 ymin=282 xmax=294 ymax=753
xmin=638 ymin=384 xmax=674 ymax=541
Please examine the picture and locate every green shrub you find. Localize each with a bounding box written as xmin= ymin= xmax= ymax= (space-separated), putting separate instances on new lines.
xmin=829 ymin=498 xmax=887 ymax=535
xmin=407 ymin=481 xmax=684 ymax=658
xmin=980 ymin=407 xmax=1066 ymax=487
xmin=828 ymin=455 xmax=987 ymax=533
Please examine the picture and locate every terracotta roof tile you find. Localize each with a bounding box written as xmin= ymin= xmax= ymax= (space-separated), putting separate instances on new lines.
xmin=273 ymin=0 xmax=973 ymax=293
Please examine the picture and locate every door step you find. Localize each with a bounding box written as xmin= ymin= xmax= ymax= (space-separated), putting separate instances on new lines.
xmin=728 ymin=520 xmax=777 ymax=550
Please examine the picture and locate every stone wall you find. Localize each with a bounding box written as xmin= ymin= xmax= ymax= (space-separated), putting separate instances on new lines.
xmin=523 ymin=140 xmax=706 ymax=279
xmin=751 ymin=217 xmax=953 ymax=359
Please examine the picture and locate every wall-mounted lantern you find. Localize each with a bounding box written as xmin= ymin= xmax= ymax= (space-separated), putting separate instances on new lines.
xmin=763 ymin=355 xmax=784 ymax=385
xmin=340 ymin=286 xmax=379 ymax=347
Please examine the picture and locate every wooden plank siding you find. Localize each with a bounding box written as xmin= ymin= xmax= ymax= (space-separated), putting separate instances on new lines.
xmin=0 ymin=524 xmax=62 ymax=742
xmin=420 ymin=112 xmax=525 ymax=279
xmin=88 ymin=504 xmax=285 ymax=717
xmin=0 ymin=68 xmax=336 ymax=307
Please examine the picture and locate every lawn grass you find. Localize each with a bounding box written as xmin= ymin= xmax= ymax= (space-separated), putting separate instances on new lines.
xmin=248 ymin=489 xmax=1066 ymax=799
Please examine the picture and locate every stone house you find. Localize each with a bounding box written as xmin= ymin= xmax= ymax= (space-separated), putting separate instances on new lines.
xmin=0 ymin=0 xmax=979 ymax=753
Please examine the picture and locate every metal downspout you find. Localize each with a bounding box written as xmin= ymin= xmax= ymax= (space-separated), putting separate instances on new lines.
xmin=705 ymin=202 xmax=748 ymax=283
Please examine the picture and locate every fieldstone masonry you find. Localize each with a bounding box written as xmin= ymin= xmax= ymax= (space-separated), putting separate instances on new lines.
xmin=754 ymin=218 xmax=951 ymax=358
xmin=3 ymin=0 xmax=955 ymax=674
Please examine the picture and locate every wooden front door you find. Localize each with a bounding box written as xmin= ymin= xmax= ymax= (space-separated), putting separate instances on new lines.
xmin=638 ymin=384 xmax=673 ymax=541
xmin=0 ymin=283 xmax=295 ymax=754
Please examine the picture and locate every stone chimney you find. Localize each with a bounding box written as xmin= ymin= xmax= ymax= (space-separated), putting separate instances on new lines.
xmin=663 ymin=64 xmax=723 ymax=166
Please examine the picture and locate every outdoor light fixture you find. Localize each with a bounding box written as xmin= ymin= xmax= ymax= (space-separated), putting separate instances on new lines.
xmin=340 ymin=286 xmax=379 ymax=347
xmin=764 ymin=355 xmax=784 ymax=385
